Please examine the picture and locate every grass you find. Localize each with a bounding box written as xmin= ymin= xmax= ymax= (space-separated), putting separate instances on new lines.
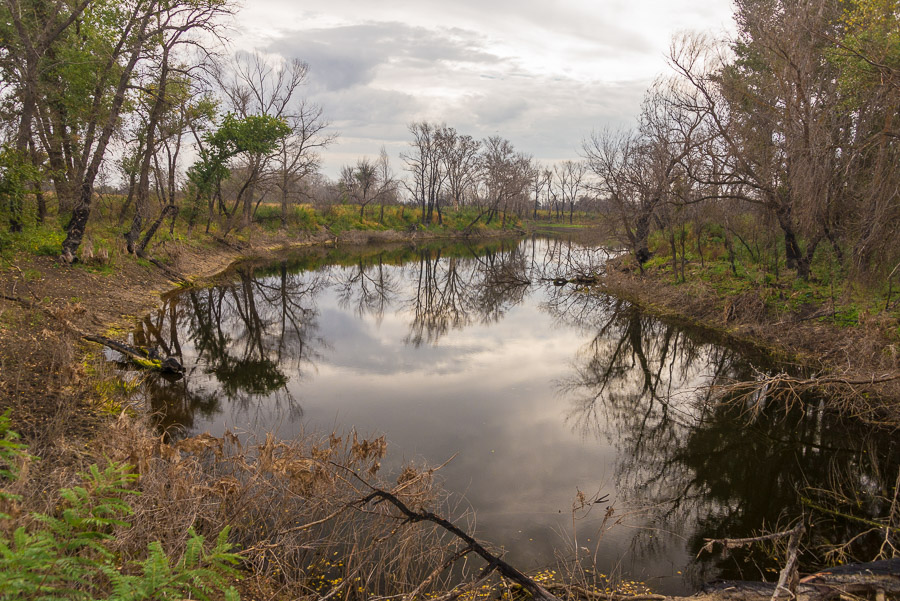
xmin=1 ymin=192 xmax=527 ymax=280
xmin=0 ymin=222 xmax=66 ymax=260
xmin=641 ymin=223 xmax=900 ymax=335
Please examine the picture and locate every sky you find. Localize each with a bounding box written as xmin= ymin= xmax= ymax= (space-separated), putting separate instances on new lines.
xmin=231 ymin=0 xmax=736 ymax=179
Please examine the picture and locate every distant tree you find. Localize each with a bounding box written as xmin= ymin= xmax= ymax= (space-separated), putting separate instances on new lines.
xmin=437 ymin=127 xmax=480 ymax=211
xmin=554 ymin=160 xmax=587 ymax=225
xmin=403 ymin=122 xmax=447 ymax=224
xmin=478 ymin=136 xmax=530 ymax=227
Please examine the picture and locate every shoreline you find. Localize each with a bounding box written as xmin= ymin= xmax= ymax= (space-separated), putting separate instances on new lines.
xmin=1 ymin=227 xmax=897 ymax=600
xmin=595 ymin=260 xmax=900 ymax=425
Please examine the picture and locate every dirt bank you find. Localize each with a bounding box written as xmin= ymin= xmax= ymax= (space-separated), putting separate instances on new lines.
xmin=597 ymin=262 xmax=900 ymax=424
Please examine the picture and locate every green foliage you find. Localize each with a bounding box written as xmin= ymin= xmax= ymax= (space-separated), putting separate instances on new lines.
xmin=186 ymin=113 xmax=292 ymax=216
xmin=829 ymin=0 xmax=900 ymax=105
xmin=0 ymin=222 xmax=65 ymax=261
xmin=0 ymin=411 xmax=27 ymax=517
xmin=106 ymin=528 xmax=240 ymax=601
xmin=0 ymin=146 xmax=39 ymax=229
xmin=0 ymin=427 xmax=241 ymax=601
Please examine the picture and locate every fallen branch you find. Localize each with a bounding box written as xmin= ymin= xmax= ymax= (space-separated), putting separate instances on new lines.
xmin=701 ymin=523 xmax=806 ymax=601
xmin=700 ymin=526 xmax=804 ymax=556
xmin=715 ymin=369 xmax=900 ymax=426
xmin=543 ymin=274 xmax=601 ymax=287
xmin=359 ymin=489 xmax=562 ymax=601
xmin=0 ymin=293 xmax=183 ymax=374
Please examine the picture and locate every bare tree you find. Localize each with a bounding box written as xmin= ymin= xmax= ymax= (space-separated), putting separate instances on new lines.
xmin=341 ymin=158 xmax=378 ymax=219
xmin=274 ymin=98 xmax=335 ymax=227
xmin=554 ymin=160 xmax=587 ymax=225
xmin=213 ymin=52 xmax=330 ymax=229
xmin=438 ymin=127 xmax=480 ymax=211
xmin=402 ymin=122 xmax=447 ymax=225
xmin=478 ymin=136 xmax=531 ymax=227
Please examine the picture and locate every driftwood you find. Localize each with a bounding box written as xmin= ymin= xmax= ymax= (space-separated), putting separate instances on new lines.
xmin=83 ymin=334 xmax=184 ymax=374
xmin=0 ymin=293 xmax=183 ymax=374
xmin=701 ymin=559 xmax=900 ymax=601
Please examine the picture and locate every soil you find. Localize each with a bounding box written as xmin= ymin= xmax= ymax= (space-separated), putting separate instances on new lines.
xmin=598 ymin=261 xmax=900 ymax=424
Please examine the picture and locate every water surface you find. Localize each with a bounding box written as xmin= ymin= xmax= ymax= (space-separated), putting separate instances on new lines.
xmin=134 ymin=237 xmax=898 ymax=594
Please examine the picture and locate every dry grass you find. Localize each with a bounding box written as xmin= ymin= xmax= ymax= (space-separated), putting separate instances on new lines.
xmin=46 ymin=414 xmax=457 ymax=599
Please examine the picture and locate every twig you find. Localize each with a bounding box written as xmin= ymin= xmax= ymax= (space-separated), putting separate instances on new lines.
xmin=700 ymin=524 xmax=803 ymax=556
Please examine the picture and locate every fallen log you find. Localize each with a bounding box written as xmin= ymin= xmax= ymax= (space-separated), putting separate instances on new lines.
xmin=700 ymin=559 xmax=900 ymax=601
xmin=1 ymin=293 xmax=184 ymax=374
xmin=83 ymin=334 xmax=184 ymax=374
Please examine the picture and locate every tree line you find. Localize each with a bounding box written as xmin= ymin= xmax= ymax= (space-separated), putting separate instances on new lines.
xmin=2 ymin=0 xmax=896 ymax=284
xmin=585 ymin=0 xmax=900 ymax=282
xmin=0 ymin=0 xmax=606 ymax=264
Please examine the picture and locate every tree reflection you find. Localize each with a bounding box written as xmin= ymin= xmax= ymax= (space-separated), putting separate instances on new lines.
xmin=333 ymin=254 xmax=399 ymax=324
xmin=403 ymin=242 xmax=530 ymax=346
xmin=135 ymin=261 xmax=325 ymax=436
xmin=556 ymin=292 xmax=899 ymax=585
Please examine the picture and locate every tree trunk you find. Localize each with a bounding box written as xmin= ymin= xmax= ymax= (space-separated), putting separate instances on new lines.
xmin=61 ymin=3 xmax=156 ymax=261
xmin=137 ymin=204 xmax=178 ymax=256
xmin=127 ymin=51 xmax=169 ymax=253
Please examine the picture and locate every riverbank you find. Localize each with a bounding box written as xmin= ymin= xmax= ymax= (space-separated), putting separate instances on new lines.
xmin=595 ymin=256 xmax=900 ymax=426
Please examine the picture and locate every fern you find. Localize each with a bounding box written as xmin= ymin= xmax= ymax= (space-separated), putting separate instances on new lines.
xmin=0 ymin=410 xmax=28 ymax=518
xmin=110 ymin=530 xmax=240 ymax=601
xmin=0 ymin=424 xmax=241 ymax=601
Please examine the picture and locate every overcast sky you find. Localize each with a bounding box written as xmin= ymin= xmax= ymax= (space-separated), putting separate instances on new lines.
xmin=231 ymin=0 xmax=736 ymax=179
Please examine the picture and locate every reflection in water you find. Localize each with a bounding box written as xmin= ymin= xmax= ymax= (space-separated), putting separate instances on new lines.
xmin=556 ymin=297 xmax=898 ymax=586
xmin=133 ymin=237 xmax=898 ymax=594
xmin=137 ymin=262 xmax=326 ymax=434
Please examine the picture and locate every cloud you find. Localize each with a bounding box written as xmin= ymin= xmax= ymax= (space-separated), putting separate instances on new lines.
xmin=233 ymin=0 xmax=735 ymax=177
xmin=269 ymin=22 xmax=503 ymax=92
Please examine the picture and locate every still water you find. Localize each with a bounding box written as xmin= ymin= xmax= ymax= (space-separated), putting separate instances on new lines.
xmin=134 ymin=237 xmax=898 ymax=595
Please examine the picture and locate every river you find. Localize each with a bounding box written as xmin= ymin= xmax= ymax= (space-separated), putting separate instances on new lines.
xmin=131 ymin=236 xmax=898 ymax=595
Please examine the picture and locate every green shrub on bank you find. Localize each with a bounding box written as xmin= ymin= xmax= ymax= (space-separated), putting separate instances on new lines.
xmin=0 ymin=413 xmax=240 ymax=601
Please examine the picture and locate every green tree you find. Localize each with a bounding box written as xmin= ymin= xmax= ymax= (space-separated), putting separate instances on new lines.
xmin=186 ymin=113 xmax=291 ymax=235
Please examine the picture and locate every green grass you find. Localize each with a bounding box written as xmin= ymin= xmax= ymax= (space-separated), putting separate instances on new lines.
xmin=641 ymin=222 xmax=900 ymax=331
xmin=0 ymin=222 xmax=66 ymax=260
